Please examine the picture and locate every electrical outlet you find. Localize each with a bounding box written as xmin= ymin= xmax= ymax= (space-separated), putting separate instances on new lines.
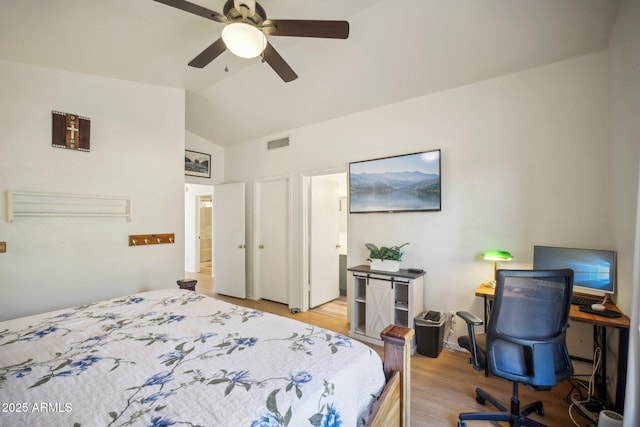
xmin=449 ymin=310 xmax=456 ymax=324
xmin=0 ymin=242 xmax=5 ymax=253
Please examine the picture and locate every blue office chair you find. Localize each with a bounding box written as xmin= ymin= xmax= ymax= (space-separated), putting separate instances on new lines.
xmin=456 ymin=269 xmax=574 ymax=427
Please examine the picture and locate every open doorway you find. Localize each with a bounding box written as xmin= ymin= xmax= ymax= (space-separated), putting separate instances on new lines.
xmin=198 ymin=195 xmax=213 ymax=276
xmin=184 ymin=183 xmax=214 ymax=293
xmin=302 ymin=171 xmax=348 ymax=319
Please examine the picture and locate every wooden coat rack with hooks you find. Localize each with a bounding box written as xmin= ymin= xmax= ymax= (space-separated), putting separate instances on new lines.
xmin=129 ymin=233 xmax=175 ymax=246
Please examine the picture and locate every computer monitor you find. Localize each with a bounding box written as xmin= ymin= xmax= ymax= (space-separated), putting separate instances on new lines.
xmin=532 ymin=245 xmax=615 ymax=298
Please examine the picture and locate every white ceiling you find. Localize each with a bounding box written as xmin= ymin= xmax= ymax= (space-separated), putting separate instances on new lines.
xmin=0 ymin=0 xmax=621 ymax=146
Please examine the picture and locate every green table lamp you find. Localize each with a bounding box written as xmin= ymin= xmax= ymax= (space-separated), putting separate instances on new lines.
xmin=483 ymin=250 xmax=513 ymax=287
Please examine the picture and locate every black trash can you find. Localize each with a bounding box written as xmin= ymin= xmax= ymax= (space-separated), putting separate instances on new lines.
xmin=415 ymin=311 xmax=445 ymax=358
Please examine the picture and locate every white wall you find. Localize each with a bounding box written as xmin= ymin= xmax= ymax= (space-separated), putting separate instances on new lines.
xmin=0 ymin=61 xmax=185 ymax=321
xmin=608 ymin=0 xmax=640 ymax=422
xmin=609 ymin=0 xmax=640 ymax=317
xmin=225 ymin=52 xmax=614 ymax=338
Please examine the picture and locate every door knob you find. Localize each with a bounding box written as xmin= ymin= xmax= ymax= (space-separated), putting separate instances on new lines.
xmin=336 ymin=244 xmax=341 ymax=249
xmin=237 ymin=244 xmax=245 ymax=249
xmin=258 ymin=244 xmax=264 ymax=249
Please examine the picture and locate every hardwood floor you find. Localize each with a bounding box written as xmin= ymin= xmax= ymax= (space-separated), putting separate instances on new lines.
xmin=311 ymin=295 xmax=347 ymax=319
xmin=185 ymin=267 xmax=590 ymax=426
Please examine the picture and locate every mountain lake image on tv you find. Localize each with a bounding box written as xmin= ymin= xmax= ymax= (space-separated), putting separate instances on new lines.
xmin=349 ymin=150 xmax=441 ymax=213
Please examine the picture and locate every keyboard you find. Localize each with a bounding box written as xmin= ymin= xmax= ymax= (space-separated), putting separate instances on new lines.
xmin=571 ymin=295 xmax=598 ymax=306
xmin=578 ymin=305 xmax=622 ymax=318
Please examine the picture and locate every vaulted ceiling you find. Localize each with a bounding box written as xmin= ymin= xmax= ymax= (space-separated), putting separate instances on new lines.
xmin=0 ymin=0 xmax=621 ymax=146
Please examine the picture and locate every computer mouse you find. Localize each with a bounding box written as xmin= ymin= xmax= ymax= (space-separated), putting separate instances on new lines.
xmin=591 ymin=303 xmax=606 ymax=311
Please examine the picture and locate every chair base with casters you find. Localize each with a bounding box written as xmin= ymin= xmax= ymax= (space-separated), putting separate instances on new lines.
xmin=456 ymin=310 xmax=548 ymax=426
xmin=458 ymin=382 xmax=547 ymax=427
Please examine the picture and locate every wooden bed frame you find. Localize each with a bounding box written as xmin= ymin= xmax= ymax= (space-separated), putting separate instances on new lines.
xmin=366 ymin=325 xmax=414 ymax=427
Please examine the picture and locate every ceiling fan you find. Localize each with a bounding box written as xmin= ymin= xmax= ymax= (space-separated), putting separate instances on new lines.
xmin=154 ymin=0 xmax=350 ymax=82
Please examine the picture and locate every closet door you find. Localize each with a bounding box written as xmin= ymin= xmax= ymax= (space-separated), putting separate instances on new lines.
xmin=255 ymin=177 xmax=290 ymax=304
xmin=365 ymin=277 xmax=394 ymax=339
xmin=213 ymin=183 xmax=246 ymax=298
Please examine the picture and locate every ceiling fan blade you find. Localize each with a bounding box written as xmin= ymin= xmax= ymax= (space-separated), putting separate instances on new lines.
xmin=153 ymin=0 xmax=227 ymax=23
xmin=262 ymin=42 xmax=297 ymax=82
xmin=188 ymin=38 xmax=227 ymax=68
xmin=262 ymin=19 xmax=349 ymax=39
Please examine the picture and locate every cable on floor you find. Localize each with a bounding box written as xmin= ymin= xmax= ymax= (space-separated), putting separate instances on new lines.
xmin=566 ymin=346 xmax=602 ymax=426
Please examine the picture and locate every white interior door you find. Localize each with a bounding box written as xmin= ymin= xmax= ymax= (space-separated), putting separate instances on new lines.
xmin=213 ymin=182 xmax=246 ymax=298
xmin=309 ymin=175 xmax=341 ymax=308
xmin=256 ymin=178 xmax=289 ymax=304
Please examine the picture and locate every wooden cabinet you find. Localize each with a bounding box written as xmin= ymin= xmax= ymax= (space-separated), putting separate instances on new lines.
xmin=348 ymin=265 xmax=425 ymax=348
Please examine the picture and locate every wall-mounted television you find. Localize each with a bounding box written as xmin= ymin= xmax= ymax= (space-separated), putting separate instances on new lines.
xmin=349 ymin=150 xmax=441 ymax=213
xmin=532 ymin=245 xmax=616 ymax=297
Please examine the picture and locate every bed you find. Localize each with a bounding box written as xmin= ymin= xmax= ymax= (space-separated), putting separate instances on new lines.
xmin=0 ymin=289 xmax=412 ymax=427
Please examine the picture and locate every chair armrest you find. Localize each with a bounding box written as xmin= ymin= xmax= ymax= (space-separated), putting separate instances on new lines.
xmin=456 ymin=311 xmax=483 ymax=326
xmin=456 ymin=311 xmax=484 ymax=371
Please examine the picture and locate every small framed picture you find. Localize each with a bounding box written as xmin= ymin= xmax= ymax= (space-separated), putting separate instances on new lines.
xmin=185 ymin=149 xmax=211 ymax=178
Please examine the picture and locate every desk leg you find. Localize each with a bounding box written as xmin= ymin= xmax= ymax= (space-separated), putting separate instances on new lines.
xmin=615 ymin=327 xmax=629 ymax=414
xmin=594 ymin=325 xmax=607 ymax=401
xmin=482 ymin=296 xmax=488 ymax=333
xmin=590 ymin=324 xmax=628 ymax=414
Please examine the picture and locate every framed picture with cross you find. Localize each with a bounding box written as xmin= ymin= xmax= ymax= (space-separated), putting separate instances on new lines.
xmin=52 ymin=110 xmax=91 ymax=152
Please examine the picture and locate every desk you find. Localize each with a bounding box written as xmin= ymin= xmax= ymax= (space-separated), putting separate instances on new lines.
xmin=475 ymin=283 xmax=630 ymax=413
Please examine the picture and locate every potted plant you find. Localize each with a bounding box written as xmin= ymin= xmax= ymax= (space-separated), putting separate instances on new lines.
xmin=365 ymin=243 xmax=409 ymax=272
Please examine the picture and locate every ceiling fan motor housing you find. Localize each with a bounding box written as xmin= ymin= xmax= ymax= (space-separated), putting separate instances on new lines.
xmin=223 ymin=0 xmax=266 ymax=25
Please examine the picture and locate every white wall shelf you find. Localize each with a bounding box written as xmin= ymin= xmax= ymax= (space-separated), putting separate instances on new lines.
xmin=7 ymin=191 xmax=132 ymax=222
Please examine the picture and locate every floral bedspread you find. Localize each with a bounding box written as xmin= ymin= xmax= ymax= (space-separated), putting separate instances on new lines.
xmin=0 ymin=289 xmax=385 ymax=426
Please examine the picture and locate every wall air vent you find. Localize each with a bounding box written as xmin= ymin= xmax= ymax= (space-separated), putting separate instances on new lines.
xmin=267 ymin=137 xmax=290 ymax=150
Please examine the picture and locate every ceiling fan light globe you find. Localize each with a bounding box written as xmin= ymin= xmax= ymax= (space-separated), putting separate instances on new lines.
xmin=222 ymin=22 xmax=267 ymax=59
